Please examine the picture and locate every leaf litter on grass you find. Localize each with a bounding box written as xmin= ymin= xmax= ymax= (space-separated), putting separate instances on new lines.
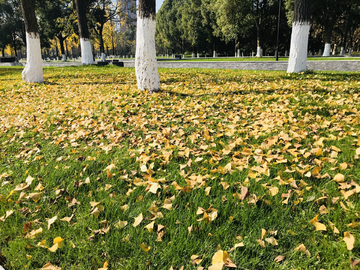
xmin=0 ymin=66 xmax=360 ymax=269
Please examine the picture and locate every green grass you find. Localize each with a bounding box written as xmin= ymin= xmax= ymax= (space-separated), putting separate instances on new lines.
xmin=161 ymin=57 xmax=360 ymax=62
xmin=1 ymin=66 xmax=360 ymax=269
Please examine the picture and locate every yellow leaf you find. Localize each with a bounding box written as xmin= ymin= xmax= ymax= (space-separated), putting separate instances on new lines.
xmin=28 ymin=192 xmax=41 ymax=202
xmin=211 ymin=250 xmax=230 ymax=265
xmin=105 ymin=184 xmax=112 ymax=191
xmin=140 ymin=243 xmax=151 ymax=252
xmin=144 ymin=221 xmax=155 ymax=233
xmin=47 ymin=243 xmax=59 ymax=252
xmin=41 ymin=262 xmax=61 ymax=270
xmin=60 ymin=215 xmax=73 ymax=223
xmin=47 ymin=216 xmax=57 ymax=230
xmin=315 ymin=148 xmax=323 ymax=156
xmin=133 ymin=213 xmax=143 ymax=227
xmin=25 ymin=227 xmax=43 ymax=239
xmin=343 ymin=232 xmax=355 ymax=250
xmin=333 ymin=173 xmax=345 ymax=183
xmin=114 ymin=220 xmax=128 ymax=229
xmin=274 ymin=255 xmax=285 ymax=263
xmin=265 ymin=237 xmax=278 ymax=245
xmin=261 ymin=229 xmax=267 ymax=240
xmin=294 ymin=244 xmax=310 ymax=256
xmin=106 ymin=170 xmax=112 ymax=179
xmin=208 ymin=262 xmax=224 ymax=270
xmin=257 ymin=239 xmax=266 ymax=247
xmin=268 ymin=186 xmax=279 ymax=196
xmin=90 ymin=205 xmax=104 ymax=218
xmin=53 ymin=237 xmax=64 ymax=247
xmin=205 ymin=186 xmax=211 ymax=196
xmin=319 ymin=205 xmax=328 ymax=215
xmin=120 ymin=204 xmax=129 ymax=212
xmin=98 ymin=261 xmax=108 ymax=270
xmin=149 ymin=182 xmax=160 ymax=194
xmin=312 ymin=166 xmax=321 ymax=176
xmin=0 ymin=210 xmax=14 ymax=222
xmin=313 ymin=222 xmax=327 ymax=231
xmin=37 ymin=239 xmax=47 ymax=248
xmin=328 ymin=221 xmax=340 ymax=234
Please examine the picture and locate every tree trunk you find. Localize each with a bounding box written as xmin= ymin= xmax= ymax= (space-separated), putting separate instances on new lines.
xmin=135 ymin=0 xmax=160 ymax=93
xmin=75 ymin=0 xmax=94 ymax=64
xmin=99 ymin=25 xmax=105 ymax=54
xmin=20 ymin=0 xmax=43 ymax=83
xmin=287 ymin=0 xmax=311 ymax=73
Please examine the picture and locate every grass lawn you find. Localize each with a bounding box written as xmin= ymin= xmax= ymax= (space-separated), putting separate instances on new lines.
xmin=1 ymin=66 xmax=360 ymax=269
xmin=160 ymin=57 xmax=360 ymax=62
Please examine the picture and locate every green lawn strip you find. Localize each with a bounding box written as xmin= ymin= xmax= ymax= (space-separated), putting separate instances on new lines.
xmin=160 ymin=57 xmax=360 ymax=62
xmin=0 ymin=66 xmax=360 ymax=269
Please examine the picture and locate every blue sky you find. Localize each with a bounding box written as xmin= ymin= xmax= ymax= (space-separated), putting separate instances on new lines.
xmin=156 ymin=0 xmax=165 ymax=12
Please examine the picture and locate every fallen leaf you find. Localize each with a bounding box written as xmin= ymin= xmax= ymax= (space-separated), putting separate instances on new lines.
xmin=140 ymin=242 xmax=151 ymax=252
xmin=133 ymin=213 xmax=143 ymax=227
xmin=114 ymin=220 xmax=128 ymax=229
xmin=144 ymin=221 xmax=155 ymax=233
xmin=343 ymin=232 xmax=355 ymax=250
xmin=47 ymin=216 xmax=57 ymax=230
xmin=265 ymin=237 xmax=278 ymax=245
xmin=333 ymin=173 xmax=345 ymax=183
xmin=41 ymin=262 xmax=61 ymax=270
xmin=274 ymin=255 xmax=285 ymax=263
xmin=294 ymin=244 xmax=310 ymax=256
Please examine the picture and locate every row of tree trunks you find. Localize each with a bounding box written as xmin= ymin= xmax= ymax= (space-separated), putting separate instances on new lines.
xmin=21 ymin=0 xmax=307 ymax=85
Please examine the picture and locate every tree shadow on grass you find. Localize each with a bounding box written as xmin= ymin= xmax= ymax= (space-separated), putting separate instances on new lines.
xmin=0 ymin=68 xmax=22 ymax=78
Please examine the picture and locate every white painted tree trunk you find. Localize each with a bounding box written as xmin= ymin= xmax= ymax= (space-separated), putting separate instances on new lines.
xmin=80 ymin=38 xmax=94 ymax=64
xmin=323 ymin=43 xmax=331 ymax=56
xmin=22 ymin=32 xmax=43 ymax=83
xmin=256 ymin=47 xmax=262 ymax=57
xmin=287 ymin=22 xmax=310 ymax=73
xmin=135 ymin=17 xmax=160 ymax=92
xmin=340 ymin=47 xmax=345 ymax=56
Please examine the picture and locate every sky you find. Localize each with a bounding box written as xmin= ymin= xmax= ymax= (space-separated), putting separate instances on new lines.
xmin=156 ymin=0 xmax=165 ymax=12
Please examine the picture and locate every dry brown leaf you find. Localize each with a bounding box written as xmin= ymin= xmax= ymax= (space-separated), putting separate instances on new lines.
xmin=274 ymin=255 xmax=285 ymax=263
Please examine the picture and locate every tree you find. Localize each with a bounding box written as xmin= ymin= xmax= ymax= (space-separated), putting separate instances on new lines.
xmin=0 ymin=0 xmax=25 ymax=57
xmin=312 ymin=0 xmax=347 ymax=56
xmin=20 ymin=0 xmax=43 ymax=82
xmin=75 ymin=0 xmax=94 ymax=64
xmin=287 ymin=0 xmax=311 ymax=72
xmin=156 ymin=0 xmax=184 ymax=54
xmin=135 ymin=0 xmax=160 ymax=93
xmin=37 ymin=0 xmax=76 ymax=60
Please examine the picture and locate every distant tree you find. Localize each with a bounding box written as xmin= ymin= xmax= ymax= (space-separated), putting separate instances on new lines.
xmin=287 ymin=0 xmax=311 ymax=72
xmin=212 ymin=0 xmax=282 ymax=57
xmin=311 ymin=0 xmax=348 ymax=56
xmin=20 ymin=0 xmax=43 ymax=82
xmin=135 ymin=0 xmax=160 ymax=93
xmin=37 ymin=0 xmax=76 ymax=60
xmin=0 ymin=0 xmax=25 ymax=56
xmin=75 ymin=0 xmax=94 ymax=64
xmin=156 ymin=0 xmax=184 ymax=53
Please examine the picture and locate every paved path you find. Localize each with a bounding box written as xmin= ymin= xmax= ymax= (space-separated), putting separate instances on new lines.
xmin=1 ymin=59 xmax=360 ymax=71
